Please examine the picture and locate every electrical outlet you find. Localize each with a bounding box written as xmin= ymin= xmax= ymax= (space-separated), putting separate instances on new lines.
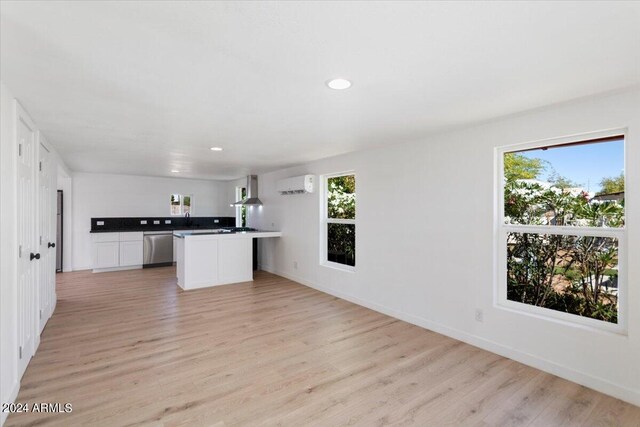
xmin=475 ymin=309 xmax=483 ymax=323
xmin=293 ymin=261 xmax=298 ymax=269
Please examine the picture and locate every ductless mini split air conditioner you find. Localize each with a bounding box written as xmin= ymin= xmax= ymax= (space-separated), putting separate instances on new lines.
xmin=277 ymin=174 xmax=315 ymax=195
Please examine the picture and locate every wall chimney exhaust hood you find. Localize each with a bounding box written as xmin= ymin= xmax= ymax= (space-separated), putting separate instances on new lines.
xmin=232 ymin=175 xmax=263 ymax=206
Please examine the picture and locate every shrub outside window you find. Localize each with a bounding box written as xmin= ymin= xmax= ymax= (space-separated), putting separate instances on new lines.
xmin=322 ymin=173 xmax=356 ymax=269
xmin=496 ymin=132 xmax=626 ymax=333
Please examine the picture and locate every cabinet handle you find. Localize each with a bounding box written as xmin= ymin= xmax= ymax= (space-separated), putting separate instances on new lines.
xmin=48 ymin=242 xmax=56 ymax=248
xmin=30 ymin=252 xmax=40 ymax=261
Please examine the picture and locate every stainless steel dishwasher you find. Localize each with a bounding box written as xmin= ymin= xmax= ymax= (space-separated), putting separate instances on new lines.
xmin=143 ymin=231 xmax=173 ymax=267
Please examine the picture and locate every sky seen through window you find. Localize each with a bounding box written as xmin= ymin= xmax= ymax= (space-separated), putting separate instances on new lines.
xmin=519 ymin=139 xmax=623 ymax=193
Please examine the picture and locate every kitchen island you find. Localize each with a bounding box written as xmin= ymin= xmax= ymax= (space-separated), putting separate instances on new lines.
xmin=173 ymin=230 xmax=282 ymax=290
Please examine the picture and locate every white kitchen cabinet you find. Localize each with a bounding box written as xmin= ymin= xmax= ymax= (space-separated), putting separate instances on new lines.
xmin=119 ymin=241 xmax=143 ymax=266
xmin=175 ymin=231 xmax=281 ymax=290
xmin=92 ymin=232 xmax=142 ymax=271
xmin=218 ymin=238 xmax=252 ymax=285
xmin=93 ymin=241 xmax=120 ymax=269
xmin=173 ymin=236 xmax=177 ymax=263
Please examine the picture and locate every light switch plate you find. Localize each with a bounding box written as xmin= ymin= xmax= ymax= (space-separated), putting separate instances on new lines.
xmin=214 ymin=219 xmax=219 ymax=223
xmin=140 ymin=220 xmax=147 ymax=225
xmin=153 ymin=220 xmax=160 ymax=225
xmin=165 ymin=220 xmax=171 ymax=224
xmin=97 ymin=221 xmax=105 ymax=226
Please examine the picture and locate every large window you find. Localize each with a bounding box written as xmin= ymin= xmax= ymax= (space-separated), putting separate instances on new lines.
xmin=497 ymin=132 xmax=626 ymax=332
xmin=170 ymin=194 xmax=192 ymax=216
xmin=322 ymin=173 xmax=356 ymax=269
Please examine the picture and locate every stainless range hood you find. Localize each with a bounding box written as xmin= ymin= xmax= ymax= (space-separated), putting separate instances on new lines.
xmin=232 ymin=175 xmax=263 ymax=206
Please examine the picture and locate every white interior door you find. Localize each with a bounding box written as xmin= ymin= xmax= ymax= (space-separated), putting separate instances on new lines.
xmin=38 ymin=141 xmax=54 ymax=331
xmin=16 ymin=105 xmax=38 ymax=378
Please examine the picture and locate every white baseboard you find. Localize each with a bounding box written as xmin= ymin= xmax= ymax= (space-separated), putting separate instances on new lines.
xmin=92 ymin=265 xmax=142 ymax=273
xmin=260 ymin=265 xmax=640 ymax=407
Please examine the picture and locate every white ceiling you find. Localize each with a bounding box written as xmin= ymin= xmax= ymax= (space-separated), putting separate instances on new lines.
xmin=2 ymin=1 xmax=639 ymax=180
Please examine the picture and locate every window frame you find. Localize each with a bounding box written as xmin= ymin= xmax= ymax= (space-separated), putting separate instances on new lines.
xmin=235 ymin=186 xmax=247 ymax=227
xmin=170 ymin=194 xmax=193 ymax=216
xmin=494 ymin=129 xmax=627 ymax=334
xmin=320 ymin=171 xmax=356 ymax=272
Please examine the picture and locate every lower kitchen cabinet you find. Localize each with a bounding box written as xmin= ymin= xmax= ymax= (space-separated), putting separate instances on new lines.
xmin=91 ymin=232 xmax=143 ymax=271
xmin=120 ymin=240 xmax=143 ymax=266
xmin=93 ymin=241 xmax=120 ymax=269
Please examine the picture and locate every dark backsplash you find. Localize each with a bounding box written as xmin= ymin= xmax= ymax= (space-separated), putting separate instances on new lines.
xmin=91 ymin=216 xmax=236 ymax=233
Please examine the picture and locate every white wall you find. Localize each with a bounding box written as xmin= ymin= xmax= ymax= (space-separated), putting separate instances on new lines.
xmin=71 ymin=172 xmax=236 ymax=270
xmin=253 ymin=88 xmax=640 ymax=405
xmin=0 ymin=82 xmax=19 ymax=426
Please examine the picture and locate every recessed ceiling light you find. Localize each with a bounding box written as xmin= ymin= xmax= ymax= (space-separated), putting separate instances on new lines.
xmin=326 ymin=78 xmax=352 ymax=90
xmin=210 ymin=147 xmax=223 ymax=151
xmin=171 ymin=169 xmax=180 ymax=173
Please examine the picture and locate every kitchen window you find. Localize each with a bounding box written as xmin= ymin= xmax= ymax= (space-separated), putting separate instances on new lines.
xmin=235 ymin=186 xmax=247 ymax=227
xmin=170 ymin=194 xmax=193 ymax=216
xmin=322 ymin=172 xmax=356 ymax=269
xmin=496 ymin=131 xmax=626 ymax=333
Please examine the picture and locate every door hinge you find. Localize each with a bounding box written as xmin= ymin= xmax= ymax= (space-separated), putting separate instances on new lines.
xmin=40 ymin=235 xmax=43 ymax=245
xmin=18 ymin=143 xmax=22 ymax=157
xmin=39 ymin=161 xmax=42 ymax=171
xmin=19 ymin=346 xmax=23 ymax=359
xmin=39 ymin=309 xmax=42 ymax=319
xmin=18 ymin=245 xmax=22 ymax=258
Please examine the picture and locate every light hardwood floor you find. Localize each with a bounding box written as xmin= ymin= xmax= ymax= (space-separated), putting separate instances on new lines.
xmin=7 ymin=267 xmax=639 ymax=426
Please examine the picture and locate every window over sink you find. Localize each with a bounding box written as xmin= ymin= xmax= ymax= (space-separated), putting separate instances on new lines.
xmin=170 ymin=194 xmax=193 ymax=216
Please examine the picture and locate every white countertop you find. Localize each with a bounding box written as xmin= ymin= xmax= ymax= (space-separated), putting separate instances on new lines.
xmin=173 ymin=230 xmax=282 ymax=239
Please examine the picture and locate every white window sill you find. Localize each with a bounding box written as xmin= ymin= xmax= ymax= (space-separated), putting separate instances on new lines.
xmin=321 ymin=261 xmax=356 ymax=273
xmin=495 ymin=300 xmax=627 ymax=336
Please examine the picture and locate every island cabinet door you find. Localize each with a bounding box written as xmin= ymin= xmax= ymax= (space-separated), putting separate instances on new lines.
xmin=173 ymin=236 xmax=177 ymax=263
xmin=186 ymin=239 xmax=219 ymax=288
xmin=218 ymin=238 xmax=253 ymax=284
